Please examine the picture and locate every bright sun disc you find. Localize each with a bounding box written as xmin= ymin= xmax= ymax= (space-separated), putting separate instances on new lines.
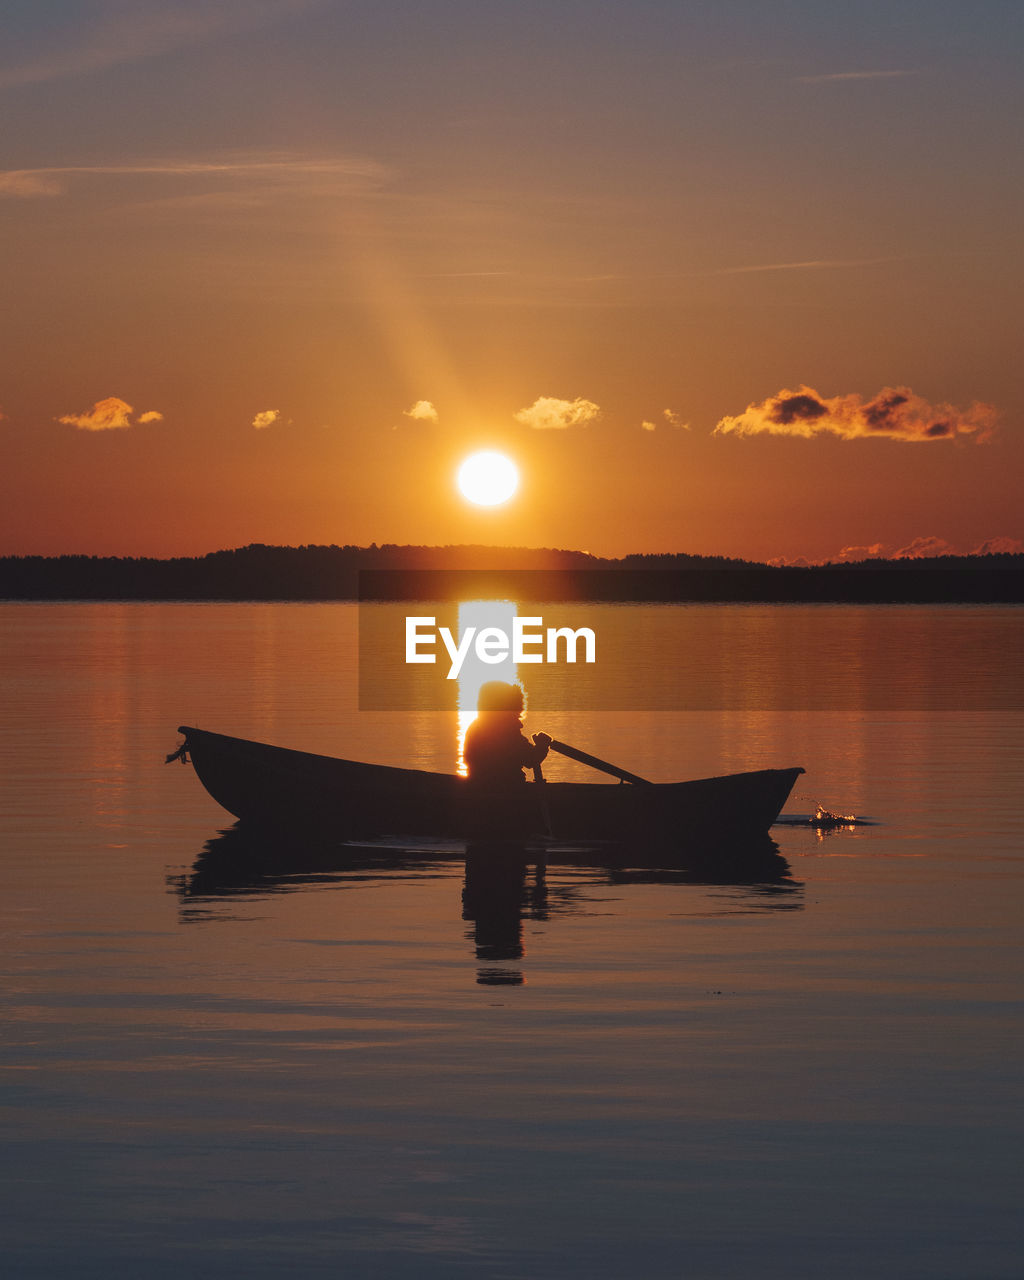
xmin=456 ymin=451 xmax=519 ymax=506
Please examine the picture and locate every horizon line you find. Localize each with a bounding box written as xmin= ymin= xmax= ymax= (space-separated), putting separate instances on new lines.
xmin=2 ymin=541 xmax=1022 ymax=569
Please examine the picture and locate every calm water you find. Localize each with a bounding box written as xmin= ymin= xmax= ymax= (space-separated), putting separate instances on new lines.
xmin=2 ymin=602 xmax=1022 ymax=1279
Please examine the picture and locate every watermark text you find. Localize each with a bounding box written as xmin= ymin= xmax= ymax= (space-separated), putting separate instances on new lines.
xmin=405 ymin=615 xmax=596 ymax=679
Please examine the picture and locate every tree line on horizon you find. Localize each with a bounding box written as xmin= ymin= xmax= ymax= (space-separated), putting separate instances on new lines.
xmin=0 ymin=542 xmax=1021 ymax=602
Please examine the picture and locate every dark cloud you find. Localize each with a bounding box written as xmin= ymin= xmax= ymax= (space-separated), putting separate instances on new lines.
xmin=715 ymin=385 xmax=997 ymax=442
xmin=770 ymin=394 xmax=828 ymax=426
xmin=863 ymin=391 xmax=908 ymax=430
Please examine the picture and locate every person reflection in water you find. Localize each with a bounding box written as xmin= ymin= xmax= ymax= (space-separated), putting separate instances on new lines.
xmin=463 ymin=681 xmax=551 ymax=786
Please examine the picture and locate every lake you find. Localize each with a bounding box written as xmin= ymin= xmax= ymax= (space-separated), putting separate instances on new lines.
xmin=2 ymin=602 xmax=1022 ymax=1279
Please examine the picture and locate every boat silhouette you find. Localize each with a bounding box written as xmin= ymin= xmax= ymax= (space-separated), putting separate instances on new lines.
xmin=170 ymin=725 xmax=804 ymax=852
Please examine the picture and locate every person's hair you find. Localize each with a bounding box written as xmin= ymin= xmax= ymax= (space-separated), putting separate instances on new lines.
xmin=476 ymin=680 xmax=525 ymax=714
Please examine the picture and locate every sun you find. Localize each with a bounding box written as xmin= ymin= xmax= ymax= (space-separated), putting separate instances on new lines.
xmin=456 ymin=451 xmax=519 ymax=507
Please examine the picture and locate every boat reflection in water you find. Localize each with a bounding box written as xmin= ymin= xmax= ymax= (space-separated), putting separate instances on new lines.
xmin=462 ymin=844 xmax=546 ymax=986
xmin=171 ymin=825 xmax=802 ymax=985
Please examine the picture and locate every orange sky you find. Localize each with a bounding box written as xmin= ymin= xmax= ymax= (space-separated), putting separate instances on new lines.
xmin=1 ymin=1 xmax=1022 ymax=562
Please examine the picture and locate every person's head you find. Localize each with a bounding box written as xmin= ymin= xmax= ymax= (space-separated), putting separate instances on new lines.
xmin=476 ymin=680 xmax=525 ymax=717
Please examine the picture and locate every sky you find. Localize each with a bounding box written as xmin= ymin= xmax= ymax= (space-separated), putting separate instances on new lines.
xmin=1 ymin=0 xmax=1022 ymax=562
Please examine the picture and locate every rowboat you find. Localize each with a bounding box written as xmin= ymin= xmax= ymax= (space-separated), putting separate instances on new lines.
xmin=171 ymin=725 xmax=803 ymax=848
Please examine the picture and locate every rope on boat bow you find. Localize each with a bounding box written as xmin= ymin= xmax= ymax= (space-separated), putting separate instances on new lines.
xmin=165 ymin=738 xmax=190 ymax=765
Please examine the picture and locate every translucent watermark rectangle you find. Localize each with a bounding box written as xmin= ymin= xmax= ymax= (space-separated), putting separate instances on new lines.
xmin=357 ymin=571 xmax=1024 ymax=711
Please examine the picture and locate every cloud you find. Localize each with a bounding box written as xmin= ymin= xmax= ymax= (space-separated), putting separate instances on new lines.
xmin=404 ymin=400 xmax=438 ymax=423
xmin=837 ymin=536 xmax=1023 ymax=562
xmin=714 ymin=385 xmax=997 ymax=443
xmin=57 ymin=396 xmax=162 ymax=431
xmin=891 ymin=535 xmax=956 ymax=559
xmin=973 ymin=536 xmax=1024 ymax=556
xmin=0 ymin=170 xmax=66 ymax=198
xmin=797 ymin=69 xmax=920 ymax=84
xmin=641 ymin=411 xmax=689 ymax=432
xmin=838 ymin=543 xmax=887 ymax=562
xmin=712 ymin=255 xmax=902 ymax=276
xmin=252 ymin=409 xmax=280 ymax=429
xmin=0 ymin=154 xmax=385 ymax=200
xmin=780 ymin=535 xmax=1023 ymax=565
xmin=0 ymin=1 xmax=322 ymax=91
xmin=514 ymin=396 xmax=601 ymax=430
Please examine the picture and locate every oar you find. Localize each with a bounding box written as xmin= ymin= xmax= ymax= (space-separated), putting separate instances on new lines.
xmin=548 ymin=740 xmax=650 ymax=786
xmin=531 ymin=760 xmax=553 ymax=838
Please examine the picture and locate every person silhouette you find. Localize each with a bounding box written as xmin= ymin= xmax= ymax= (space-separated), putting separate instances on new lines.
xmin=463 ymin=681 xmax=551 ymax=786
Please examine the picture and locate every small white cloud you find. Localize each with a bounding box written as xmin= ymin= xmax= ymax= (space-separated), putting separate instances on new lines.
xmin=252 ymin=409 xmax=280 ymax=429
xmin=57 ymin=397 xmax=165 ymax=430
xmin=641 ymin=410 xmax=689 ymax=432
xmin=514 ymin=396 xmax=600 ymax=430
xmin=58 ymin=396 xmax=135 ymax=431
xmin=404 ymin=400 xmax=438 ymax=423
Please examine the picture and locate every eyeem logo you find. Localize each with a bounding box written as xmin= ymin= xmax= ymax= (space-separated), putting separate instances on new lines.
xmin=406 ymin=616 xmax=596 ymax=680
